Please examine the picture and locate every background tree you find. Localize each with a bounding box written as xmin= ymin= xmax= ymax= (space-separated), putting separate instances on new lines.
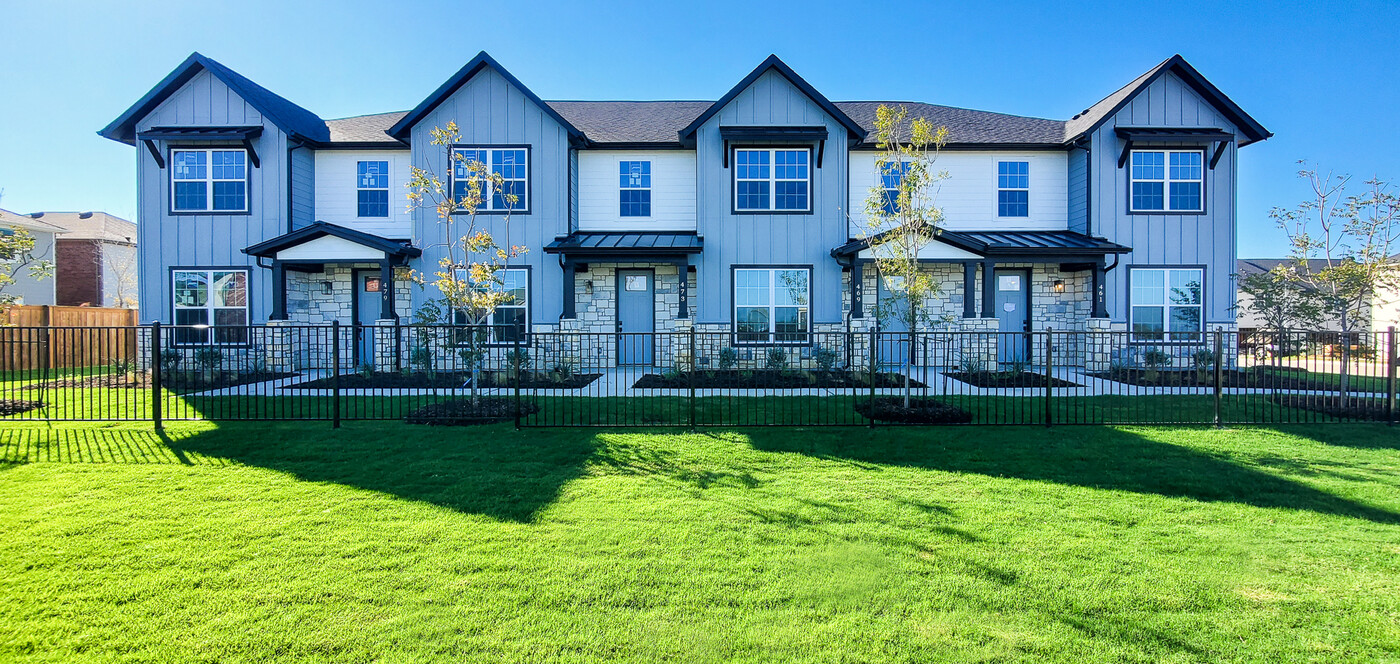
xmin=1271 ymin=163 xmax=1400 ymax=398
xmin=857 ymin=104 xmax=949 ymax=406
xmin=406 ymin=122 xmax=525 ymax=405
xmin=1235 ymin=264 xmax=1321 ymax=365
xmin=0 ymin=225 xmax=55 ymax=317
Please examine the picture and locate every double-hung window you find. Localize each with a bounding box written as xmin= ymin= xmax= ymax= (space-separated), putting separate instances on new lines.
xmin=1130 ymin=150 xmax=1203 ymax=212
xmin=451 ymin=147 xmax=529 ymax=213
xmin=357 ymin=161 xmax=389 ymax=217
xmin=879 ymin=161 xmax=909 ymax=215
xmin=997 ymin=161 xmax=1029 ymax=217
xmin=619 ymin=161 xmax=651 ymax=217
xmin=734 ymin=267 xmax=810 ymax=344
xmin=171 ymin=149 xmax=247 ymax=212
xmin=1130 ymin=267 xmax=1203 ymax=341
xmin=452 ymin=268 xmax=529 ymax=344
xmin=734 ymin=148 xmax=810 ymax=212
xmin=172 ymin=269 xmax=249 ymax=345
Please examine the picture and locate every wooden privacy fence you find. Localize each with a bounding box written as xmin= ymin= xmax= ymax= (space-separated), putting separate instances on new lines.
xmin=0 ymin=305 xmax=139 ymax=371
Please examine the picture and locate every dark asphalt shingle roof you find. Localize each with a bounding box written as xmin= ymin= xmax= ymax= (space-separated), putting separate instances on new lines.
xmin=324 ymin=101 xmax=1067 ymax=146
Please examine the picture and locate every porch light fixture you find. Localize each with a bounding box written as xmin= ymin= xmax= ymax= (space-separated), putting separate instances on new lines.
xmin=585 ymin=280 xmax=593 ymax=295
xmin=1053 ymin=280 xmax=1065 ymax=293
xmin=320 ymin=281 xmax=333 ymax=295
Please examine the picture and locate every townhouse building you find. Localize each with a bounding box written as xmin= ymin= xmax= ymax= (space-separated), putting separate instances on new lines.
xmin=100 ymin=51 xmax=1269 ymax=369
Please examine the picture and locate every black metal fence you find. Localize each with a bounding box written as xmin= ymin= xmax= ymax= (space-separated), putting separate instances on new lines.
xmin=1 ymin=323 xmax=1397 ymax=428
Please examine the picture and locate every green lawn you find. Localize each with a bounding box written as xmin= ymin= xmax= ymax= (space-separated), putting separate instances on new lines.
xmin=2 ymin=421 xmax=1398 ymax=662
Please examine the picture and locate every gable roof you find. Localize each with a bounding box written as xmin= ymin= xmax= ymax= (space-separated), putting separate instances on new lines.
xmin=1065 ymin=55 xmax=1271 ymax=146
xmin=26 ymin=212 xmax=136 ymax=244
xmin=386 ymin=51 xmax=585 ymax=143
xmin=242 ymin=221 xmax=420 ymax=259
xmin=99 ymin=52 xmax=329 ymax=145
xmin=678 ymin=55 xmax=867 ymax=144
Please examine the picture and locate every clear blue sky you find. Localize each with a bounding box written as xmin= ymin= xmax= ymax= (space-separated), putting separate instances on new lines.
xmin=2 ymin=0 xmax=1396 ymax=256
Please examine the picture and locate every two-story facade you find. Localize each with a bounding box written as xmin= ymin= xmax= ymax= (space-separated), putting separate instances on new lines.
xmin=100 ymin=51 xmax=1269 ymax=369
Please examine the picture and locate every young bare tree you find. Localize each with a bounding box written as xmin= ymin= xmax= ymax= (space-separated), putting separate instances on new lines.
xmin=102 ymin=244 xmax=139 ymax=308
xmin=857 ymin=104 xmax=949 ymax=406
xmin=1271 ymin=163 xmax=1400 ymax=398
xmin=406 ymin=122 xmax=526 ymax=406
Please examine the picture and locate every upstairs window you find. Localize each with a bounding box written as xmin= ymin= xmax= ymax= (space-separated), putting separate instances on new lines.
xmin=734 ymin=148 xmax=810 ymax=212
xmin=997 ymin=161 xmax=1029 ymax=217
xmin=619 ymin=161 xmax=651 ymax=217
xmin=171 ymin=149 xmax=247 ymax=213
xmin=356 ymin=161 xmax=389 ymax=217
xmin=1130 ymin=150 xmax=1203 ymax=212
xmin=172 ymin=269 xmax=249 ymax=345
xmin=451 ymin=147 xmax=530 ymax=213
xmin=1130 ymin=267 xmax=1203 ymax=342
xmin=878 ymin=161 xmax=909 ymax=215
xmin=734 ymin=267 xmax=810 ymax=344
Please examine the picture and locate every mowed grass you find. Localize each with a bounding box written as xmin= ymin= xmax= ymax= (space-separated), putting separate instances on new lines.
xmin=1 ymin=421 xmax=1398 ymax=663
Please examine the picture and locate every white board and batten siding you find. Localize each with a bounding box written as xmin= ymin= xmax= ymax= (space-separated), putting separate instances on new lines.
xmin=313 ymin=150 xmax=413 ymax=239
xmin=846 ymin=151 xmax=1069 ymax=234
xmin=577 ymin=151 xmax=697 ymax=231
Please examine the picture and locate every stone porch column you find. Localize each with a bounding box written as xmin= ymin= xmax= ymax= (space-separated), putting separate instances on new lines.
xmin=959 ymin=317 xmax=999 ymax=371
xmin=372 ymin=319 xmax=401 ymax=372
xmin=264 ymin=319 xmax=295 ymax=372
xmin=1083 ymin=317 xmax=1113 ymax=373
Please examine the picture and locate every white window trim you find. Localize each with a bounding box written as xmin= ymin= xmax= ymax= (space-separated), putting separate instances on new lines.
xmin=733 ymin=267 xmax=811 ymax=345
xmin=171 ymin=269 xmax=250 ymax=346
xmin=619 ymin=160 xmax=651 ymax=218
xmin=1129 ymin=266 xmax=1205 ymax=342
xmin=170 ymin=148 xmax=249 ymax=213
xmin=450 ymin=146 xmax=530 ymax=214
xmin=997 ymin=160 xmax=1030 ymax=218
xmin=356 ymin=160 xmax=390 ymax=218
xmin=733 ymin=148 xmax=812 ymax=213
xmin=1129 ymin=149 xmax=1205 ymax=213
xmin=452 ymin=267 xmax=529 ymax=344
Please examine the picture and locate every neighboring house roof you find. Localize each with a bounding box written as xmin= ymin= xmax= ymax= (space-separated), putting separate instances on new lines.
xmin=678 ymin=54 xmax=867 ymax=144
xmin=1238 ymin=258 xmax=1348 ymax=276
xmin=1065 ymin=54 xmax=1272 ymax=146
xmin=387 ymin=51 xmax=586 ymax=143
xmin=0 ymin=208 xmax=65 ymax=234
xmin=28 ymin=212 xmax=136 ymax=245
xmin=99 ymin=52 xmax=330 ymax=145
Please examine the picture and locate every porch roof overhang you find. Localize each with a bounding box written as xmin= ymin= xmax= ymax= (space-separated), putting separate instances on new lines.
xmin=544 ymin=231 xmax=703 ymax=262
xmin=831 ymin=227 xmax=1132 ymax=263
xmin=242 ymin=221 xmax=420 ymax=263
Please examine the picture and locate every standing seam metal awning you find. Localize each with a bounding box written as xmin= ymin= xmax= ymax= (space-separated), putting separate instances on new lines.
xmin=831 ymin=228 xmax=1131 ymax=259
xmin=544 ymin=231 xmax=703 ymax=256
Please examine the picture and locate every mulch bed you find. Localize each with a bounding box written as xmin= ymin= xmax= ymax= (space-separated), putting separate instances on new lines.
xmin=1089 ymin=368 xmax=1371 ymax=391
xmin=1270 ymin=395 xmax=1391 ymax=421
xmin=25 ymin=371 xmax=296 ymax=392
xmin=0 ymin=399 xmax=43 ymax=416
xmin=633 ymin=370 xmax=925 ymax=390
xmin=404 ymin=397 xmax=540 ymax=425
xmin=945 ymin=371 xmax=1081 ymax=388
xmin=854 ymin=397 xmax=973 ymax=424
xmin=285 ymin=371 xmax=601 ymax=390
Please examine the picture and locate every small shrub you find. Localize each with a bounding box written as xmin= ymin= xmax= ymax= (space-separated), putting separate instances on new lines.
xmin=192 ymin=346 xmax=224 ymax=384
xmin=158 ymin=348 xmax=183 ymax=374
xmin=1142 ymin=348 xmax=1170 ymax=382
xmin=1191 ymin=348 xmax=1216 ymax=382
xmin=506 ymin=349 xmax=531 ymax=377
xmin=718 ymin=347 xmax=738 ymax=371
xmin=410 ymin=346 xmax=436 ymax=379
xmin=765 ymin=347 xmax=788 ymax=372
xmin=814 ymin=345 xmax=839 ymax=372
xmin=358 ymin=363 xmax=375 ymax=379
xmin=246 ymin=345 xmax=267 ymax=375
xmin=960 ymin=353 xmax=988 ymax=377
xmin=110 ymin=357 xmax=136 ymax=378
xmin=1008 ymin=359 xmax=1028 ymax=375
xmin=551 ymin=360 xmax=575 ymax=383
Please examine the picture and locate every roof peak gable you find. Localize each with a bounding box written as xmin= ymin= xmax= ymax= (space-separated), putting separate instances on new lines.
xmin=678 ymin=54 xmax=866 ymax=143
xmin=386 ymin=51 xmax=585 ymax=143
xmin=1065 ymin=54 xmax=1271 ymax=146
xmin=98 ymin=52 xmax=328 ymax=145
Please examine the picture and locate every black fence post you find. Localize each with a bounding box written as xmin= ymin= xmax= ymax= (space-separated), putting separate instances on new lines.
xmin=868 ymin=327 xmax=877 ymax=429
xmin=1387 ymin=326 xmax=1397 ymax=426
xmin=331 ymin=321 xmax=341 ymax=429
xmin=1044 ymin=328 xmax=1053 ymax=427
xmin=150 ymin=322 xmax=162 ymax=431
xmin=1213 ymin=328 xmax=1224 ymax=428
xmin=688 ymin=326 xmax=697 ymax=431
xmin=514 ymin=332 xmax=523 ymax=430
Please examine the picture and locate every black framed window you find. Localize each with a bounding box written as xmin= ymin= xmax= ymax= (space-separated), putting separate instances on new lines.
xmin=356 ymin=160 xmax=389 ymax=217
xmin=1130 ymin=150 xmax=1203 ymax=212
xmin=734 ymin=148 xmax=810 ymax=212
xmin=172 ymin=269 xmax=249 ymax=345
xmin=1130 ymin=267 xmax=1203 ymax=341
xmin=997 ymin=161 xmax=1029 ymax=217
xmin=451 ymin=147 xmax=529 ymax=213
xmin=734 ymin=267 xmax=810 ymax=344
xmin=171 ymin=149 xmax=247 ymax=212
xmin=619 ymin=160 xmax=651 ymax=217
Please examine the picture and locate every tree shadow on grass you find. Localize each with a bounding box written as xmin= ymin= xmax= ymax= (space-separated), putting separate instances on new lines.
xmin=738 ymin=426 xmax=1400 ymax=524
xmin=1259 ymin=423 xmax=1400 ymax=451
xmin=1 ymin=421 xmax=601 ymax=524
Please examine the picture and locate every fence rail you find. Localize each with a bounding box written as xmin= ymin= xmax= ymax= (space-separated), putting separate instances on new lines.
xmin=1 ymin=323 xmax=1396 ymax=428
